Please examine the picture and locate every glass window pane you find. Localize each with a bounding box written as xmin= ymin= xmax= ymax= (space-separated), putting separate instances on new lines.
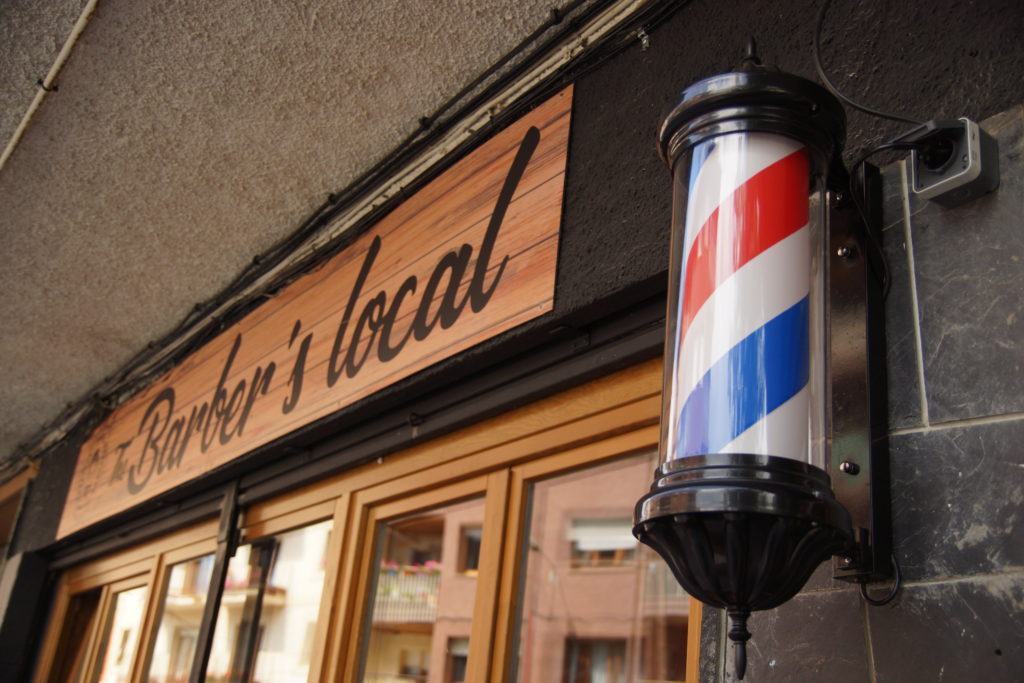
xmin=511 ymin=453 xmax=692 ymax=683
xmin=205 ymin=518 xmax=333 ymax=683
xmin=358 ymin=497 xmax=485 ymax=683
xmin=143 ymin=554 xmax=215 ymax=683
xmin=91 ymin=585 xmax=148 ymax=683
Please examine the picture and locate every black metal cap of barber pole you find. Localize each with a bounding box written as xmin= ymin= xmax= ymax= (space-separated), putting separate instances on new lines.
xmin=658 ymin=39 xmax=847 ymax=174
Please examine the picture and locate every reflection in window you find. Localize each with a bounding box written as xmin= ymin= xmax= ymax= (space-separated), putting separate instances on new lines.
xmin=458 ymin=527 xmax=482 ymax=574
xmin=512 ymin=453 xmax=691 ymax=683
xmin=142 ymin=554 xmax=215 ymax=683
xmin=446 ymin=637 xmax=469 ymax=683
xmin=569 ymin=519 xmax=636 ymax=568
xmin=206 ymin=518 xmax=333 ymax=683
xmin=92 ymin=585 xmax=147 ymax=683
xmin=564 ymin=638 xmax=626 ymax=683
xmin=359 ymin=497 xmax=484 ymax=683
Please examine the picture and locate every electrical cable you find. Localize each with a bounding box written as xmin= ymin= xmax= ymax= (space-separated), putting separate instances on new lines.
xmin=813 ymin=0 xmax=924 ymax=126
xmin=859 ymin=551 xmax=902 ymax=606
xmin=845 ymin=140 xmax=922 ymax=301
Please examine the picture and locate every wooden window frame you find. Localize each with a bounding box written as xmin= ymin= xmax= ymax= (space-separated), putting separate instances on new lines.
xmin=33 ymin=520 xmax=218 ymax=683
xmin=335 ymin=473 xmax=507 ymax=683
xmin=490 ymin=436 xmax=702 ymax=683
xmin=35 ymin=358 xmax=702 ymax=683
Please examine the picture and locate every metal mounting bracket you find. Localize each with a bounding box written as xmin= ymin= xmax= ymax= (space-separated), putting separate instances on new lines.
xmin=828 ymin=164 xmax=893 ymax=584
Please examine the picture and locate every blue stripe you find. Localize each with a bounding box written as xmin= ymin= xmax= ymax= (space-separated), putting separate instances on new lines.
xmin=676 ymin=296 xmax=810 ymax=457
xmin=687 ymin=140 xmax=716 ymax=200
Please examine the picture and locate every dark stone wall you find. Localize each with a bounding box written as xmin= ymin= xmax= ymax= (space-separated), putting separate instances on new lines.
xmin=553 ymin=0 xmax=1024 ymax=325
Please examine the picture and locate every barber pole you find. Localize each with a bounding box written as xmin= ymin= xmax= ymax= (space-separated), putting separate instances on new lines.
xmin=667 ymin=132 xmax=821 ymax=465
xmin=634 ymin=49 xmax=854 ymax=680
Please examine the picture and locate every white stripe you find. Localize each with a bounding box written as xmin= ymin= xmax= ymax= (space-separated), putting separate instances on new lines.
xmin=681 ymin=133 xmax=805 ymax=264
xmin=719 ymin=385 xmax=810 ymax=460
xmin=676 ymin=224 xmax=810 ymax=400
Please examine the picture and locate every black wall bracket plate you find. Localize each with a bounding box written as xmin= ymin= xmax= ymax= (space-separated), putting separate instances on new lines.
xmin=828 ymin=164 xmax=893 ymax=584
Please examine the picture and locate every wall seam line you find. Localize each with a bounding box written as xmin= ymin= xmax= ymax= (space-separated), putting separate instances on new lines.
xmin=862 ymin=596 xmax=879 ymax=683
xmin=899 ymin=567 xmax=1024 ymax=588
xmin=890 ymin=410 xmax=1024 ymax=436
xmin=717 ymin=606 xmax=728 ymax=681
xmin=899 ymin=160 xmax=930 ymax=427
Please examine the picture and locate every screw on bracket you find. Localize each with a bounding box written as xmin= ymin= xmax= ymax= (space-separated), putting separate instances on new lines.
xmin=637 ymin=29 xmax=650 ymax=51
xmin=839 ymin=460 xmax=860 ymax=475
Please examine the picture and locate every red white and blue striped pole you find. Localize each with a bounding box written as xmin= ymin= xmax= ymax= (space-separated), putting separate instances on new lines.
xmin=634 ymin=45 xmax=854 ymax=681
xmin=666 ymin=131 xmax=824 ymax=466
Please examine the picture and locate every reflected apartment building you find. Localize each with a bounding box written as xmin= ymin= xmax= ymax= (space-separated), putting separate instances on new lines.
xmin=82 ymin=522 xmax=334 ymax=683
xmin=363 ymin=453 xmax=690 ymax=683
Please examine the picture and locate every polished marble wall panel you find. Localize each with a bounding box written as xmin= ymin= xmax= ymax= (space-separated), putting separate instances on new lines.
xmin=904 ymin=107 xmax=1024 ymax=423
xmin=725 ymin=589 xmax=870 ymax=683
xmin=889 ymin=421 xmax=1024 ymax=582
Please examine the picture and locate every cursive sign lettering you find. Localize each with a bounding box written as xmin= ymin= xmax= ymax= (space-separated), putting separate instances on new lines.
xmin=59 ymin=86 xmax=570 ymax=539
xmin=115 ymin=125 xmax=540 ymax=498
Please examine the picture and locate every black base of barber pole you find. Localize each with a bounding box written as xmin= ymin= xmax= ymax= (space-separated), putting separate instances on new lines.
xmin=633 ymin=454 xmax=853 ymax=680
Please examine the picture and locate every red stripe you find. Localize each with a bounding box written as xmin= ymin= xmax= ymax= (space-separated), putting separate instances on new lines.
xmin=680 ymin=148 xmax=809 ymax=340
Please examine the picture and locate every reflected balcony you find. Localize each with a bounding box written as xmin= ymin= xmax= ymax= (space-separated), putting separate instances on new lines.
xmin=372 ymin=566 xmax=441 ymax=624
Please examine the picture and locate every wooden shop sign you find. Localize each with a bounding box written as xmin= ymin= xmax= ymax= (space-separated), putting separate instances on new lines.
xmin=58 ymin=87 xmax=572 ymax=539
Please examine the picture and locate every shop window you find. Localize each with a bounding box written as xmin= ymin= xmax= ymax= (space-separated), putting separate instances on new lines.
xmin=90 ymin=584 xmax=147 ymax=683
xmin=638 ymin=615 xmax=689 ymax=682
xmin=358 ymin=497 xmax=483 ymax=683
xmin=206 ymin=518 xmax=333 ymax=683
xmin=509 ymin=451 xmax=696 ymax=683
xmin=563 ymin=638 xmax=626 ymax=683
xmin=142 ymin=554 xmax=216 ymax=683
xmin=568 ymin=519 xmax=636 ymax=568
xmin=44 ymin=588 xmax=101 ymax=683
xmin=33 ymin=360 xmax=697 ymax=683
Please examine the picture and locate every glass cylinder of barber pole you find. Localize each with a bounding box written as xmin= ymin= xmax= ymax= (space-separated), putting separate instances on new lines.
xmin=656 ymin=64 xmax=847 ymax=474
xmin=663 ymin=128 xmax=828 ymax=468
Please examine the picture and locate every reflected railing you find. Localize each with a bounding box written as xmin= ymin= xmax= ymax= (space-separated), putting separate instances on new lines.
xmin=641 ymin=559 xmax=690 ymax=616
xmin=372 ymin=565 xmax=441 ymax=623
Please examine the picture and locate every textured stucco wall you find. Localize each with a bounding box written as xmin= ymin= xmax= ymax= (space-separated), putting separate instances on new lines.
xmin=0 ymin=0 xmax=89 ymax=148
